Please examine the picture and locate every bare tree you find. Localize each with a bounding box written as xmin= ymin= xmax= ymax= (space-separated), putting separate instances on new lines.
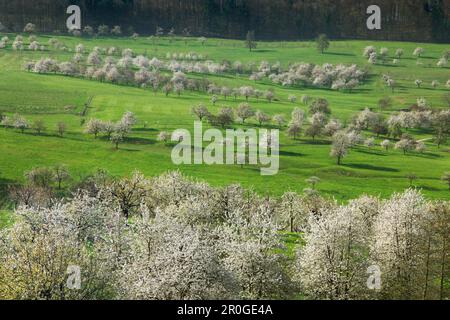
xmin=32 ymin=119 xmax=46 ymax=135
xmin=55 ymin=122 xmax=66 ymax=137
xmin=245 ymin=31 xmax=257 ymax=52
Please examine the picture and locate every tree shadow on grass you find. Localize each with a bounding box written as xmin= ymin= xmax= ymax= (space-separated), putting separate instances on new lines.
xmin=125 ymin=137 xmax=156 ymax=145
xmin=343 ymin=163 xmax=399 ymax=172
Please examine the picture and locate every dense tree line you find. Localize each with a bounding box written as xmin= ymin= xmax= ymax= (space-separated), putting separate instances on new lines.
xmin=2 ymin=96 xmax=449 ymax=168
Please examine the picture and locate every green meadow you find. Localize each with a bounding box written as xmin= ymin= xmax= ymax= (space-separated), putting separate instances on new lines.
xmin=0 ymin=34 xmax=449 ymax=203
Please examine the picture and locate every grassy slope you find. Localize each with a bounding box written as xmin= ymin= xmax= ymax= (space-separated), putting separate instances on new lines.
xmin=0 ymin=210 xmax=12 ymax=228
xmin=0 ymin=34 xmax=449 ymax=201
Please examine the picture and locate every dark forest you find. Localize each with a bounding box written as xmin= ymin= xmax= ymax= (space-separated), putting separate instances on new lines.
xmin=0 ymin=0 xmax=449 ymax=42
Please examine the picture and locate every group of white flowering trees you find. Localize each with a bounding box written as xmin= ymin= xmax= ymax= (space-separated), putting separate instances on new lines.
xmin=0 ymin=171 xmax=448 ymax=300
xmin=364 ymin=46 xmax=449 ymax=91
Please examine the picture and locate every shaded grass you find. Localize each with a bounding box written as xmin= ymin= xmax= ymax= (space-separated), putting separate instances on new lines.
xmin=0 ymin=210 xmax=12 ymax=229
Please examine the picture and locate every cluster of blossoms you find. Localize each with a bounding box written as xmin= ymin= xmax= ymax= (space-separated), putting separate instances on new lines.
xmin=268 ymin=62 xmax=366 ymax=90
xmin=437 ymin=56 xmax=448 ymax=68
xmin=388 ymin=108 xmax=449 ymax=131
xmin=0 ymin=171 xmax=448 ymax=300
xmin=415 ymin=78 xmax=445 ymax=89
xmin=25 ymin=52 xmax=227 ymax=96
xmin=300 ymin=189 xmax=450 ymax=300
xmin=206 ymin=84 xmax=276 ymax=103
